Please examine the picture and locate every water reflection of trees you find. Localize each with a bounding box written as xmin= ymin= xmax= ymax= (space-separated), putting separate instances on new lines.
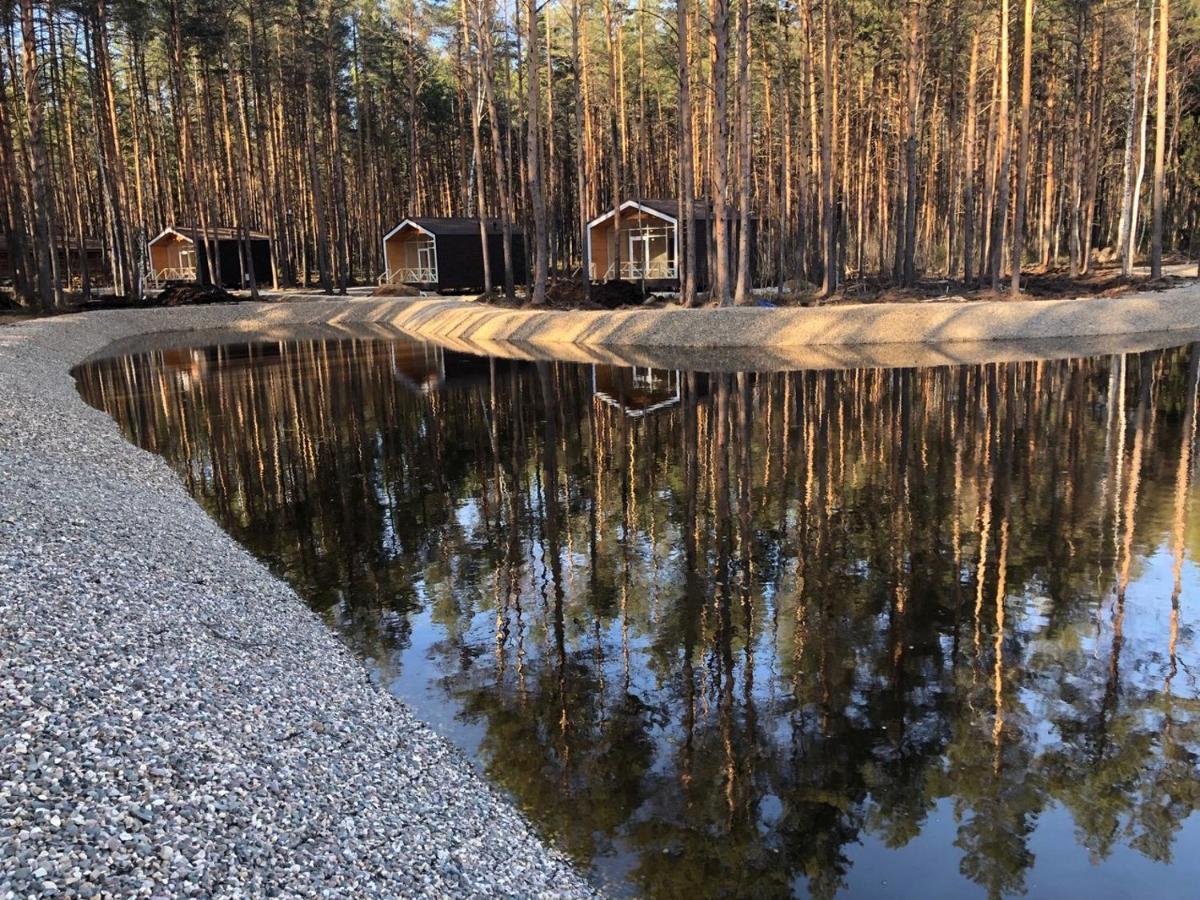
xmin=77 ymin=341 xmax=1200 ymax=898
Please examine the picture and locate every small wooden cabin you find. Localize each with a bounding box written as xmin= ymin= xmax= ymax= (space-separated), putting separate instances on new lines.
xmin=0 ymin=235 xmax=105 ymax=285
xmin=147 ymin=226 xmax=272 ymax=289
xmin=586 ymin=199 xmax=755 ymax=291
xmin=381 ymin=218 xmax=526 ymax=292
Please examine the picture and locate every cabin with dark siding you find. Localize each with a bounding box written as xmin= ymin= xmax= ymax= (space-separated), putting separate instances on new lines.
xmin=0 ymin=236 xmax=105 ymax=285
xmin=381 ymin=218 xmax=526 ymax=292
xmin=147 ymin=226 xmax=273 ymax=290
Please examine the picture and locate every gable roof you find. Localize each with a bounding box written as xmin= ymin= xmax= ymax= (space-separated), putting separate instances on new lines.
xmin=383 ymin=217 xmax=522 ymax=241
xmin=149 ymin=225 xmax=270 ymax=246
xmin=586 ymin=198 xmax=716 ymax=231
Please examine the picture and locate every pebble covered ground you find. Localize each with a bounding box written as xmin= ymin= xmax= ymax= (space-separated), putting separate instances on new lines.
xmin=0 ymin=305 xmax=598 ymax=898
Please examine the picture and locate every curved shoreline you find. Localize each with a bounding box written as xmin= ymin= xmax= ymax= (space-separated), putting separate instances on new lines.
xmin=55 ymin=275 xmax=1200 ymax=374
xmin=0 ymin=310 xmax=597 ymax=895
xmin=356 ymin=279 xmax=1200 ymax=350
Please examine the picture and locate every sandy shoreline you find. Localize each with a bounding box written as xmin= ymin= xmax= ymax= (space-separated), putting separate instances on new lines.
xmin=58 ymin=276 xmax=1200 ymax=374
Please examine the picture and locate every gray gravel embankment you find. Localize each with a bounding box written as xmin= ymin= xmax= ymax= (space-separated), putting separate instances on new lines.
xmin=0 ymin=307 xmax=597 ymax=897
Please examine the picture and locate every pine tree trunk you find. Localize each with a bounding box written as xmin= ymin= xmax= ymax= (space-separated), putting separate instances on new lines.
xmin=820 ymin=0 xmax=836 ymax=295
xmin=525 ymin=0 xmax=548 ymax=305
xmin=1117 ymin=0 xmax=1143 ymax=276
xmin=963 ymin=31 xmax=980 ymax=284
xmin=901 ymin=0 xmax=920 ymax=287
xmin=229 ymin=66 xmax=259 ymax=299
xmin=605 ymin=0 xmax=623 ymax=285
xmin=989 ymin=0 xmax=1011 ymax=291
xmin=463 ymin=0 xmax=491 ymax=294
xmin=570 ymin=0 xmax=588 ymax=297
xmin=0 ymin=24 xmax=32 ymax=303
xmin=477 ymin=0 xmax=515 ymax=300
xmin=1068 ymin=5 xmax=1085 ymax=277
xmin=20 ymin=0 xmax=57 ymax=310
xmin=733 ymin=0 xmax=752 ymax=304
xmin=1151 ymin=0 xmax=1168 ymax=277
xmin=326 ymin=7 xmax=349 ymax=292
xmin=1038 ymin=75 xmax=1058 ymax=270
xmin=677 ymin=0 xmax=696 ymax=306
xmin=1130 ymin=7 xmax=1155 ymax=269
xmin=1010 ymin=0 xmax=1033 ymax=295
xmin=711 ymin=0 xmax=731 ymax=305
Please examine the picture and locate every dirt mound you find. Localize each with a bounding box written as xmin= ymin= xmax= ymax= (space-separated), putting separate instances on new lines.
xmin=592 ymin=279 xmax=648 ymax=309
xmin=544 ymin=278 xmax=646 ymax=310
xmin=543 ymin=279 xmax=592 ymax=308
xmin=156 ymin=283 xmax=238 ymax=307
xmin=371 ymin=283 xmax=420 ymax=297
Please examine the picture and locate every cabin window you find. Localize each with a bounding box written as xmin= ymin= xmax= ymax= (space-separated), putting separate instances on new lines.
xmin=623 ymin=224 xmax=675 ymax=280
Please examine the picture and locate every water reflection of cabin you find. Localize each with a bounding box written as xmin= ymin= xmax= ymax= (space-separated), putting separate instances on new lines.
xmin=586 ymin=199 xmax=755 ymax=291
xmin=592 ymin=366 xmax=683 ymax=418
xmin=147 ymin=226 xmax=273 ymax=289
xmin=157 ymin=340 xmax=498 ymax=395
xmin=381 ymin=218 xmax=527 ymax=292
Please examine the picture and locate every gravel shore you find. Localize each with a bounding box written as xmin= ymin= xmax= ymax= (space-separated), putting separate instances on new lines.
xmin=393 ymin=280 xmax=1200 ymax=348
xmin=0 ymin=307 xmax=598 ymax=897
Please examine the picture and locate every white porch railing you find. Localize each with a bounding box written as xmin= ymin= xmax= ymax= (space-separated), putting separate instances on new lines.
xmin=622 ymin=260 xmax=677 ymax=280
xmin=145 ymin=267 xmax=197 ymax=289
xmin=590 ymin=261 xmax=677 ymax=281
xmin=379 ymin=267 xmax=438 ymax=285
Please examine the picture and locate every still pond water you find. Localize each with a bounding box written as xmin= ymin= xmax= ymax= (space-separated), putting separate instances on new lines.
xmin=76 ymin=338 xmax=1200 ymax=898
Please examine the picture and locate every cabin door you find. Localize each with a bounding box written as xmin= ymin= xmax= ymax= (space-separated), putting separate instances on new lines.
xmin=178 ymin=247 xmax=196 ymax=276
xmin=628 ymin=232 xmax=651 ymax=279
xmin=417 ymin=243 xmax=436 ymax=281
xmin=627 ymin=226 xmax=673 ymax=279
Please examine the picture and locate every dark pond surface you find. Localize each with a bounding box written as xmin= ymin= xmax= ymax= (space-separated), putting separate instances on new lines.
xmin=76 ymin=338 xmax=1200 ymax=898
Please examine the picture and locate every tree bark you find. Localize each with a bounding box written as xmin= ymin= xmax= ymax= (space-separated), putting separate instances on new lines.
xmin=1151 ymin=0 xmax=1168 ymax=277
xmin=571 ymin=0 xmax=589 ymax=299
xmin=820 ymin=0 xmax=837 ymax=294
xmin=963 ymin=30 xmax=980 ymax=284
xmin=463 ymin=0 xmax=491 ymax=294
xmin=1010 ymin=0 xmax=1033 ymax=295
xmin=677 ymin=0 xmax=696 ymax=306
xmin=711 ymin=0 xmax=731 ymax=305
xmin=525 ymin=0 xmax=548 ymax=305
xmin=989 ymin=0 xmax=1011 ymax=291
xmin=733 ymin=0 xmax=752 ymax=303
xmin=477 ymin=0 xmax=515 ymax=301
xmin=901 ymin=0 xmax=921 ymax=288
xmin=1117 ymin=0 xmax=1143 ymax=277
xmin=20 ymin=0 xmax=57 ymax=310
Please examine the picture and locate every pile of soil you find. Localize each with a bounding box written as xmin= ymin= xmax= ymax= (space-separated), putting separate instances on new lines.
xmin=155 ymin=283 xmax=239 ymax=307
xmin=592 ymin=279 xmax=649 ymax=309
xmin=544 ymin=278 xmax=647 ymax=310
xmin=2 ymin=283 xmax=240 ymax=320
xmin=776 ymin=265 xmax=1193 ymax=307
xmin=371 ymin=283 xmax=420 ymax=298
xmin=483 ymin=278 xmax=651 ymax=310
